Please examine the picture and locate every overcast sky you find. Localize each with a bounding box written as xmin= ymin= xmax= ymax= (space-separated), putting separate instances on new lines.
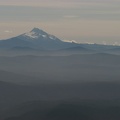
xmin=0 ymin=0 xmax=120 ymax=44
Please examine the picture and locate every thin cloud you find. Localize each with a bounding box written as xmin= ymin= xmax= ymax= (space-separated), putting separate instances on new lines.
xmin=4 ymin=30 xmax=13 ymax=33
xmin=63 ymin=39 xmax=78 ymax=43
xmin=63 ymin=15 xmax=79 ymax=18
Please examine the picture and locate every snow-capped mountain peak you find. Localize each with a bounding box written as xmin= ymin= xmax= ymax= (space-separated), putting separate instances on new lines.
xmin=21 ymin=28 xmax=59 ymax=41
xmin=22 ymin=28 xmax=47 ymax=39
xmin=31 ymin=28 xmax=48 ymax=35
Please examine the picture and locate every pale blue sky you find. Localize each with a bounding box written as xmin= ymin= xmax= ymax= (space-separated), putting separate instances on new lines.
xmin=0 ymin=0 xmax=120 ymax=45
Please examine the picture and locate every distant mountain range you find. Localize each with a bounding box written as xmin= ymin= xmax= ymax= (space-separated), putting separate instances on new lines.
xmin=0 ymin=28 xmax=120 ymax=55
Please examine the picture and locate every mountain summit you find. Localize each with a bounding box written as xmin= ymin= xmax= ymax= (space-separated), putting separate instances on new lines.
xmin=31 ymin=28 xmax=48 ymax=35
xmin=21 ymin=28 xmax=59 ymax=41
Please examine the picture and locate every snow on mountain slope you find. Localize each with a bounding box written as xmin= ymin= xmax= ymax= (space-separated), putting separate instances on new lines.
xmin=21 ymin=28 xmax=60 ymax=41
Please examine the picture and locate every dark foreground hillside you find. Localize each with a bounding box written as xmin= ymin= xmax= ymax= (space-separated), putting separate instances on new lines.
xmin=5 ymin=100 xmax=120 ymax=120
xmin=1 ymin=81 xmax=120 ymax=120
